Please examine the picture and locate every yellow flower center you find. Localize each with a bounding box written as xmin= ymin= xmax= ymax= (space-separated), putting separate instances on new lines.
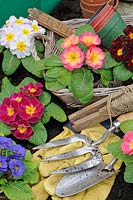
xmin=26 ymin=105 xmax=36 ymax=115
xmin=7 ymin=107 xmax=14 ymax=117
xmin=17 ymin=125 xmax=27 ymax=134
xmin=16 ymin=97 xmax=22 ymax=103
xmin=22 ymin=29 xmax=30 ymax=35
xmin=90 ymin=52 xmax=101 ymax=64
xmin=117 ymin=48 xmax=123 ymax=56
xmin=129 ymin=32 xmax=133 ymax=39
xmin=5 ymin=33 xmax=14 ymax=42
xmin=29 ymin=88 xmax=36 ymax=93
xmin=16 ymin=42 xmax=26 ymax=52
xmin=130 ymin=140 xmax=133 ymax=149
xmin=14 ymin=165 xmax=19 ymax=171
xmin=0 ymin=162 xmax=2 ymax=167
xmin=15 ymin=19 xmax=23 ymax=24
xmin=32 ymin=24 xmax=39 ymax=32
xmin=131 ymin=58 xmax=133 ymax=64
xmin=67 ymin=52 xmax=80 ymax=65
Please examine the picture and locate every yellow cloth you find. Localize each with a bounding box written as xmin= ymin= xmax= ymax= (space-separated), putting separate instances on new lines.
xmin=32 ymin=124 xmax=122 ymax=200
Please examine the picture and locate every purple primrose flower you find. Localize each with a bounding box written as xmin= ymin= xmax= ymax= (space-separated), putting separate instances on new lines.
xmin=0 ymin=136 xmax=13 ymax=150
xmin=0 ymin=155 xmax=8 ymax=173
xmin=12 ymin=144 xmax=26 ymax=159
xmin=9 ymin=159 xmax=25 ymax=177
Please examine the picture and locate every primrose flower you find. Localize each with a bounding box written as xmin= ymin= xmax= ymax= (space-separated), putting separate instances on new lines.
xmin=10 ymin=92 xmax=24 ymax=104
xmin=0 ymin=155 xmax=8 ymax=173
xmin=31 ymin=20 xmax=45 ymax=34
xmin=9 ymin=159 xmax=25 ymax=177
xmin=19 ymin=97 xmax=44 ymax=123
xmin=123 ymin=25 xmax=133 ymax=40
xmin=61 ymin=34 xmax=79 ymax=49
xmin=0 ymin=27 xmax=16 ymax=48
xmin=86 ymin=46 xmax=105 ymax=69
xmin=5 ymin=16 xmax=17 ymax=26
xmin=19 ymin=24 xmax=33 ymax=38
xmin=0 ymin=136 xmax=13 ymax=150
xmin=60 ymin=45 xmax=85 ymax=71
xmin=79 ymin=32 xmax=101 ymax=47
xmin=20 ymin=82 xmax=43 ymax=97
xmin=11 ymin=119 xmax=33 ymax=140
xmin=121 ymin=131 xmax=133 ymax=155
xmin=10 ymin=35 xmax=31 ymax=58
xmin=12 ymin=144 xmax=26 ymax=159
xmin=0 ymin=97 xmax=18 ymax=124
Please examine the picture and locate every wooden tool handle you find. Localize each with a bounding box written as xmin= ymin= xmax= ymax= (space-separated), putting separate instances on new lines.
xmin=117 ymin=112 xmax=133 ymax=123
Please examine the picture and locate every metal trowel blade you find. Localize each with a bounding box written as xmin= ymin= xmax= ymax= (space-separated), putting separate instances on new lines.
xmin=55 ymin=160 xmax=118 ymax=197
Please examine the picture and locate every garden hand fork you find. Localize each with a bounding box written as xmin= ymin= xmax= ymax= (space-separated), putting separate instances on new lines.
xmin=33 ymin=112 xmax=133 ymax=174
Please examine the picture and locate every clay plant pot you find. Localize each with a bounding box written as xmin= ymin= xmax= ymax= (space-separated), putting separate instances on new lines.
xmin=80 ymin=2 xmax=95 ymax=18
xmin=82 ymin=0 xmax=113 ymax=3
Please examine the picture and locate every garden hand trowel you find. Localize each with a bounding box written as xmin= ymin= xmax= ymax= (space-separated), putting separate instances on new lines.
xmin=55 ymin=158 xmax=118 ymax=197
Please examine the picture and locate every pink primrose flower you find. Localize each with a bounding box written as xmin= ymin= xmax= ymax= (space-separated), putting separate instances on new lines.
xmin=61 ymin=34 xmax=79 ymax=49
xmin=19 ymin=97 xmax=44 ymax=123
xmin=86 ymin=46 xmax=105 ymax=69
xmin=79 ymin=32 xmax=101 ymax=47
xmin=10 ymin=92 xmax=24 ymax=104
xmin=11 ymin=119 xmax=33 ymax=140
xmin=60 ymin=45 xmax=85 ymax=71
xmin=20 ymin=82 xmax=43 ymax=97
xmin=0 ymin=97 xmax=18 ymax=124
xmin=121 ymin=131 xmax=133 ymax=155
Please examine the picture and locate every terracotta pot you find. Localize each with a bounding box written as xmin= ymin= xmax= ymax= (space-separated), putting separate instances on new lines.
xmin=82 ymin=0 xmax=112 ymax=4
xmin=80 ymin=2 xmax=95 ymax=18
xmin=80 ymin=1 xmax=107 ymax=12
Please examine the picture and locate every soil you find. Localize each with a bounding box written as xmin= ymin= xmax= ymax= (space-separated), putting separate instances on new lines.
xmin=0 ymin=0 xmax=133 ymax=199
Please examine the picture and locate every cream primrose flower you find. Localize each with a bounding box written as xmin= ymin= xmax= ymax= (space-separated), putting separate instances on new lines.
xmin=14 ymin=17 xmax=31 ymax=26
xmin=5 ymin=16 xmax=17 ymax=27
xmin=31 ymin=20 xmax=45 ymax=34
xmin=18 ymin=24 xmax=33 ymax=38
xmin=0 ymin=27 xmax=17 ymax=48
xmin=10 ymin=35 xmax=31 ymax=58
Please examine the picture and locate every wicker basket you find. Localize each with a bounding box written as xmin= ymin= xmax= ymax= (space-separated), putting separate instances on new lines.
xmin=44 ymin=15 xmax=133 ymax=108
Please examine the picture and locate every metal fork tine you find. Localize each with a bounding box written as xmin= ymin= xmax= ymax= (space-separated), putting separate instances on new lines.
xmin=50 ymin=150 xmax=102 ymax=174
xmin=33 ymin=134 xmax=90 ymax=150
xmin=42 ymin=146 xmax=97 ymax=161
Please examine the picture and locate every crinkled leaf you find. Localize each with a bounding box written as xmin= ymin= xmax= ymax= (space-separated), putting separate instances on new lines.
xmin=22 ymin=55 xmax=46 ymax=78
xmin=35 ymin=39 xmax=44 ymax=52
xmin=103 ymin=52 xmax=120 ymax=69
xmin=29 ymin=121 xmax=47 ymax=145
xmin=108 ymin=140 xmax=133 ymax=164
xmin=124 ymin=163 xmax=133 ymax=183
xmin=76 ymin=24 xmax=95 ymax=35
xmin=38 ymin=91 xmax=51 ymax=106
xmin=44 ymin=55 xmax=62 ymax=67
xmin=0 ymin=178 xmax=7 ymax=185
xmin=44 ymin=102 xmax=67 ymax=122
xmin=101 ymin=75 xmax=110 ymax=86
xmin=71 ymin=68 xmax=94 ymax=104
xmin=0 ymin=121 xmax=11 ymax=136
xmin=24 ymin=150 xmax=33 ymax=161
xmin=2 ymin=49 xmax=21 ymax=75
xmin=0 ymin=45 xmax=4 ymax=53
xmin=41 ymin=111 xmax=51 ymax=124
xmin=45 ymin=80 xmax=66 ymax=91
xmin=21 ymin=160 xmax=39 ymax=184
xmin=56 ymin=38 xmax=64 ymax=51
xmin=79 ymin=89 xmax=93 ymax=104
xmin=113 ymin=64 xmax=132 ymax=81
xmin=0 ymin=77 xmax=18 ymax=103
xmin=2 ymin=181 xmax=34 ymax=200
xmin=17 ymin=77 xmax=37 ymax=89
xmin=120 ymin=120 xmax=133 ymax=134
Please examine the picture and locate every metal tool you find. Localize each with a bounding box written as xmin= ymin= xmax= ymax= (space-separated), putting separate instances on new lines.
xmin=33 ymin=112 xmax=133 ymax=174
xmin=55 ymin=158 xmax=118 ymax=197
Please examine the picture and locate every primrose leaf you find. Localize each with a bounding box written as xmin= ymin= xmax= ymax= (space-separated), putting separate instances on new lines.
xmin=2 ymin=181 xmax=34 ymax=200
xmin=124 ymin=163 xmax=133 ymax=183
xmin=29 ymin=121 xmax=47 ymax=145
xmin=38 ymin=91 xmax=51 ymax=106
xmin=35 ymin=39 xmax=44 ymax=52
xmin=113 ymin=64 xmax=132 ymax=81
xmin=17 ymin=77 xmax=37 ymax=88
xmin=0 ymin=122 xmax=11 ymax=136
xmin=2 ymin=49 xmax=21 ymax=75
xmin=44 ymin=55 xmax=62 ymax=67
xmin=120 ymin=120 xmax=133 ymax=134
xmin=76 ymin=24 xmax=95 ymax=35
xmin=103 ymin=52 xmax=120 ymax=69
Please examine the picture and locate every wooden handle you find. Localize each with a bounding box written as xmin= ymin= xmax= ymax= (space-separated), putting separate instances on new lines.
xmin=117 ymin=112 xmax=133 ymax=123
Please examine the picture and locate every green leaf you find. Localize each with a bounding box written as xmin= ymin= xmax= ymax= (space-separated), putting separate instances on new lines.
xmin=0 ymin=178 xmax=7 ymax=185
xmin=0 ymin=45 xmax=4 ymax=53
xmin=29 ymin=121 xmax=47 ymax=145
xmin=101 ymin=75 xmax=110 ymax=87
xmin=44 ymin=102 xmax=67 ymax=122
xmin=120 ymin=120 xmax=133 ymax=134
xmin=17 ymin=77 xmax=37 ymax=89
xmin=124 ymin=163 xmax=133 ymax=183
xmin=0 ymin=77 xmax=18 ymax=103
xmin=96 ymin=68 xmax=113 ymax=82
xmin=113 ymin=64 xmax=132 ymax=81
xmin=38 ymin=91 xmax=51 ymax=106
xmin=108 ymin=140 xmax=133 ymax=164
xmin=2 ymin=181 xmax=34 ymax=200
xmin=41 ymin=111 xmax=51 ymax=124
xmin=71 ymin=68 xmax=94 ymax=104
xmin=56 ymin=38 xmax=64 ymax=51
xmin=2 ymin=49 xmax=21 ymax=75
xmin=0 ymin=121 xmax=11 ymax=136
xmin=35 ymin=39 xmax=44 ymax=52
xmin=45 ymin=80 xmax=66 ymax=91
xmin=44 ymin=55 xmax=62 ymax=67
xmin=76 ymin=24 xmax=95 ymax=36
xmin=22 ymin=56 xmax=46 ymax=78
xmin=103 ymin=52 xmax=120 ymax=69
xmin=24 ymin=150 xmax=33 ymax=161
xmin=21 ymin=160 xmax=39 ymax=184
